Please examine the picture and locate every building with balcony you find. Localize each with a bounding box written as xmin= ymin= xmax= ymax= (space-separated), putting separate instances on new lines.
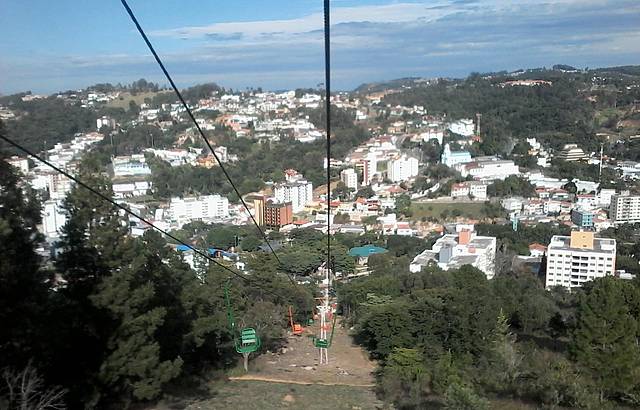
xmin=610 ymin=193 xmax=640 ymax=224
xmin=545 ymin=231 xmax=616 ymax=290
xmin=387 ymin=155 xmax=419 ymax=182
xmin=265 ymin=201 xmax=294 ymax=228
xmin=340 ymin=168 xmax=358 ymax=190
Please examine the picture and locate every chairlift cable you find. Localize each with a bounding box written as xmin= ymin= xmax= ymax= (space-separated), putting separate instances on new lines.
xmin=119 ymin=0 xmax=292 ymax=284
xmin=0 ymin=133 xmax=290 ymax=301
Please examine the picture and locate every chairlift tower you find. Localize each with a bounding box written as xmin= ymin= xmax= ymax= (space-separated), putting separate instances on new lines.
xmin=319 ymin=262 xmax=331 ymax=364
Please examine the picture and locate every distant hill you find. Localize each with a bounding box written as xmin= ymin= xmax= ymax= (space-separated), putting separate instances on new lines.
xmin=592 ymin=65 xmax=640 ymax=77
xmin=355 ymin=64 xmax=640 ymax=94
xmin=353 ymin=77 xmax=429 ymax=94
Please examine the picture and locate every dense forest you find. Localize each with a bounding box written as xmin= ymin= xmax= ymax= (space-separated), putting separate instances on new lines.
xmin=383 ymin=74 xmax=597 ymax=156
xmin=339 ymin=264 xmax=640 ymax=409
xmin=381 ymin=67 xmax=640 ymax=161
xmin=0 ymin=97 xmax=97 ymax=154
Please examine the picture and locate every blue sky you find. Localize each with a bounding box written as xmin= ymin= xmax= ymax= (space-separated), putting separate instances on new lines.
xmin=1 ymin=0 xmax=639 ymax=94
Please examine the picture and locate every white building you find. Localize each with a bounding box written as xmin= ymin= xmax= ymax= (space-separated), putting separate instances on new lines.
xmin=6 ymin=156 xmax=29 ymax=174
xmin=597 ymin=189 xmax=616 ymax=207
xmin=41 ymin=199 xmax=67 ymax=239
xmin=169 ymin=194 xmax=229 ymax=223
xmin=96 ymin=116 xmax=116 ymax=129
xmin=610 ymin=193 xmax=640 ymax=224
xmin=450 ymin=181 xmax=488 ymax=200
xmin=387 ymin=155 xmax=419 ymax=183
xmin=340 ymin=168 xmax=358 ymax=191
xmin=459 ymin=157 xmax=520 ymax=181
xmin=145 ymin=148 xmax=195 ymax=167
xmin=274 ymin=180 xmax=313 ymax=213
xmin=501 ymin=197 xmax=524 ymax=213
xmin=410 ymin=229 xmax=496 ymax=279
xmin=112 ymin=180 xmax=152 ymax=198
xmin=545 ymin=231 xmax=616 ymax=290
xmin=575 ymin=194 xmax=597 ymax=211
xmin=419 ymin=125 xmax=444 ymax=145
xmin=360 ymin=154 xmax=378 ymax=186
xmin=555 ymin=144 xmax=587 ymax=162
xmin=112 ymin=155 xmax=151 ymax=177
xmin=448 ymin=119 xmax=475 ymax=137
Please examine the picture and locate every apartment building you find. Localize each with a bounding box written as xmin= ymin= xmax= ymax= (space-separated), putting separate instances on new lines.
xmin=340 ymin=168 xmax=358 ymax=190
xmin=169 ymin=194 xmax=229 ymax=223
xmin=545 ymin=231 xmax=616 ymax=290
xmin=387 ymin=155 xmax=419 ymax=182
xmin=265 ymin=201 xmax=294 ymax=228
xmin=610 ymin=193 xmax=640 ymax=224
xmin=571 ymin=209 xmax=594 ymax=229
xmin=274 ymin=179 xmax=313 ymax=213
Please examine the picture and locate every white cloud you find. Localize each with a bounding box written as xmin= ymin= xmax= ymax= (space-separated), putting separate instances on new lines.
xmin=150 ymin=0 xmax=630 ymax=41
xmin=150 ymin=3 xmax=452 ymax=39
xmin=3 ymin=0 xmax=640 ymax=94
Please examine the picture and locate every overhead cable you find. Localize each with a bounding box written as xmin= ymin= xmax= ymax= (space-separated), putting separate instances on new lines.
xmin=0 ymin=133 xmax=291 ymax=301
xmin=323 ymin=0 xmax=332 ymax=274
xmin=119 ymin=0 xmax=289 ymax=281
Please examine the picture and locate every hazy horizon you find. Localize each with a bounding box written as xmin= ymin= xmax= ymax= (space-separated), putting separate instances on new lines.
xmin=2 ymin=0 xmax=639 ymax=95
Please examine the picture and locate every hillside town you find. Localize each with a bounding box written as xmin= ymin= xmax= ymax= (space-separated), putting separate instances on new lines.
xmin=4 ymin=59 xmax=640 ymax=410
xmin=4 ymin=73 xmax=640 ymax=292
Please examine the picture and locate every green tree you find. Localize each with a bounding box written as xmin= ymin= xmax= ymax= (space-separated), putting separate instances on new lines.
xmin=444 ymin=383 xmax=489 ymax=410
xmin=333 ymin=181 xmax=351 ymax=200
xmin=357 ymin=301 xmax=413 ymax=358
xmin=481 ymin=309 xmax=523 ymax=392
xmin=571 ymin=277 xmax=640 ymax=401
xmin=379 ymin=348 xmax=429 ymax=408
xmin=396 ymin=194 xmax=413 ymax=217
xmin=91 ymin=231 xmax=185 ymax=401
xmin=511 ymin=140 xmax=532 ymax=156
xmin=50 ymin=161 xmax=132 ymax=406
xmin=487 ymin=175 xmax=535 ymax=198
xmin=563 ymin=181 xmax=578 ymax=194
xmin=241 ymin=235 xmax=262 ymax=252
xmin=0 ymin=159 xmax=50 ymax=369
xmin=355 ymin=186 xmax=375 ymax=199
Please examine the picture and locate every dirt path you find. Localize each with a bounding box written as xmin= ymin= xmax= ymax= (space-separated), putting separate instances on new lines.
xmin=228 ymin=375 xmax=374 ymax=388
xmin=239 ymin=318 xmax=377 ymax=386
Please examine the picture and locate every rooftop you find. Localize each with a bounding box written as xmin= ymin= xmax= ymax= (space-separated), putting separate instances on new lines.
xmin=548 ymin=234 xmax=616 ymax=254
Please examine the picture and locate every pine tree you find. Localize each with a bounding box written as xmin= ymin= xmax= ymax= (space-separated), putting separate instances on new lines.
xmin=571 ymin=277 xmax=640 ymax=401
xmin=48 ymin=159 xmax=131 ymax=406
xmin=91 ymin=231 xmax=187 ymax=402
xmin=0 ymin=158 xmax=50 ymax=368
xmin=55 ymin=160 xmax=130 ymax=287
xmin=483 ymin=309 xmax=522 ymax=392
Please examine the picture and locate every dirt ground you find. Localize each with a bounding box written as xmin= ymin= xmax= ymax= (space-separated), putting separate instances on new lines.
xmin=183 ymin=381 xmax=384 ymax=410
xmin=233 ymin=318 xmax=377 ymax=387
xmin=175 ymin=319 xmax=384 ymax=410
